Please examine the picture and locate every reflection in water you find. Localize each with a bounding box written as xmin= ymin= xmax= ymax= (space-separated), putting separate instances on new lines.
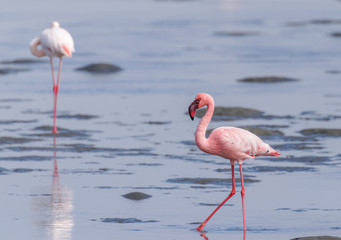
xmin=200 ymin=233 xmax=209 ymax=240
xmin=32 ymin=136 xmax=74 ymax=240
xmin=199 ymin=230 xmax=246 ymax=240
xmin=221 ymin=0 xmax=239 ymax=11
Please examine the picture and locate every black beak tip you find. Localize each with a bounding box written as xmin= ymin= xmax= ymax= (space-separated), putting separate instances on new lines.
xmin=188 ymin=99 xmax=199 ymax=121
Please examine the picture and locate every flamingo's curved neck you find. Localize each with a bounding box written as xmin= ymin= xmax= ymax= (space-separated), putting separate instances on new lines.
xmin=29 ymin=38 xmax=46 ymax=57
xmin=195 ymin=99 xmax=214 ymax=153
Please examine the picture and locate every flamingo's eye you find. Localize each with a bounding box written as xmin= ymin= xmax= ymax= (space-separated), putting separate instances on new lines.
xmin=197 ymin=98 xmax=201 ymax=101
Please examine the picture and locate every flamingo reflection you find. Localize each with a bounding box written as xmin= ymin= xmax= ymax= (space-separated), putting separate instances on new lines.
xmin=221 ymin=0 xmax=239 ymax=11
xmin=199 ymin=231 xmax=246 ymax=240
xmin=32 ymin=136 xmax=74 ymax=240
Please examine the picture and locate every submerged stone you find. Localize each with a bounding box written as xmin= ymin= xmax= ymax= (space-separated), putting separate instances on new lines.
xmin=273 ymin=142 xmax=323 ymax=151
xmin=299 ymin=128 xmax=341 ymax=137
xmin=247 ymin=166 xmax=315 ymax=173
xmin=0 ymin=136 xmax=37 ymax=144
xmin=195 ymin=106 xmax=264 ymax=119
xmin=57 ymin=113 xmax=99 ymax=120
xmin=330 ymin=32 xmax=341 ymax=37
xmin=309 ymin=19 xmax=341 ymax=25
xmin=241 ymin=127 xmax=284 ymax=136
xmin=12 ymin=168 xmax=34 ymax=173
xmin=75 ymin=63 xmax=122 ymax=73
xmin=0 ymin=167 xmax=9 ymax=174
xmin=144 ymin=121 xmax=172 ymax=125
xmin=325 ymin=70 xmax=341 ymax=74
xmin=167 ymin=177 xmax=259 ymax=185
xmin=285 ymin=19 xmax=341 ymax=27
xmin=33 ymin=125 xmax=90 ymax=138
xmin=265 ymin=156 xmax=331 ymax=166
xmin=238 ymin=76 xmax=298 ymax=83
xmin=122 ymin=192 xmax=152 ymax=200
xmin=1 ymin=58 xmax=45 ymax=64
xmin=0 ymin=155 xmax=53 ymax=161
xmin=0 ymin=68 xmax=29 ymax=75
xmin=291 ymin=236 xmax=341 ymax=240
xmin=100 ymin=218 xmax=157 ymax=223
xmin=213 ymin=31 xmax=261 ymax=37
xmin=0 ymin=119 xmax=37 ymax=125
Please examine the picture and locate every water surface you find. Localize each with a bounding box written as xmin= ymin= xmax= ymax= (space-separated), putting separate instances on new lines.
xmin=0 ymin=0 xmax=341 ymax=239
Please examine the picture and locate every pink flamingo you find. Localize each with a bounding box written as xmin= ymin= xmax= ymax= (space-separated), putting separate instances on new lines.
xmin=30 ymin=21 xmax=75 ymax=133
xmin=188 ymin=93 xmax=280 ymax=232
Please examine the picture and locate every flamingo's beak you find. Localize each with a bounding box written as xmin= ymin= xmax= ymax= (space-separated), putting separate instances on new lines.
xmin=188 ymin=99 xmax=200 ymax=120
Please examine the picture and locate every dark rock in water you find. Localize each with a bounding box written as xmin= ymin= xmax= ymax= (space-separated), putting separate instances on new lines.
xmin=167 ymin=177 xmax=259 ymax=186
xmin=330 ymin=32 xmax=341 ymax=38
xmin=57 ymin=113 xmax=99 ymax=120
xmin=12 ymin=168 xmax=34 ymax=173
xmin=273 ymin=142 xmax=323 ymax=151
xmin=0 ymin=167 xmax=9 ymax=174
xmin=122 ymin=192 xmax=152 ymax=200
xmin=285 ymin=21 xmax=307 ymax=27
xmin=194 ymin=107 xmax=293 ymax=121
xmin=144 ymin=121 xmax=172 ymax=125
xmin=0 ymin=119 xmax=37 ymax=125
xmin=298 ymin=111 xmax=341 ymax=121
xmin=213 ymin=31 xmax=261 ymax=37
xmin=95 ymin=186 xmax=115 ymax=189
xmin=286 ymin=19 xmax=341 ymax=27
xmin=238 ymin=76 xmax=298 ymax=83
xmin=100 ymin=217 xmax=157 ymax=223
xmin=291 ymin=236 xmax=341 ymax=240
xmin=299 ymin=128 xmax=341 ymax=137
xmin=195 ymin=106 xmax=264 ymax=119
xmin=247 ymin=166 xmax=315 ymax=173
xmin=0 ymin=155 xmax=53 ymax=161
xmin=241 ymin=127 xmax=284 ymax=136
xmin=32 ymin=125 xmax=91 ymax=138
xmin=180 ymin=140 xmax=195 ymax=146
xmin=0 ymin=68 xmax=29 ymax=75
xmin=0 ymin=58 xmax=46 ymax=64
xmin=325 ymin=70 xmax=341 ymax=74
xmin=0 ymin=99 xmax=29 ymax=103
xmin=0 ymin=136 xmax=37 ymax=144
xmin=75 ymin=63 xmax=122 ymax=73
xmin=34 ymin=125 xmax=58 ymax=131
xmin=309 ymin=19 xmax=341 ymax=25
xmin=266 ymin=156 xmax=331 ymax=166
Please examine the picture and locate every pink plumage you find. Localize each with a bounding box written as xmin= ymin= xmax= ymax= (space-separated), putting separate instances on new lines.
xmin=188 ymin=93 xmax=280 ymax=232
xmin=206 ymin=126 xmax=279 ymax=162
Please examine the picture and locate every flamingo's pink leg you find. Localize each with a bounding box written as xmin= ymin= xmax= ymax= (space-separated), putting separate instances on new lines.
xmin=50 ymin=58 xmax=58 ymax=134
xmin=239 ymin=162 xmax=246 ymax=232
xmin=51 ymin=57 xmax=63 ymax=134
xmin=196 ymin=164 xmax=236 ymax=231
xmin=50 ymin=57 xmax=56 ymax=87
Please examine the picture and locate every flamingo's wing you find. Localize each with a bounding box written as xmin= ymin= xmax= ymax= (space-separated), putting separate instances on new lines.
xmin=210 ymin=127 xmax=275 ymax=160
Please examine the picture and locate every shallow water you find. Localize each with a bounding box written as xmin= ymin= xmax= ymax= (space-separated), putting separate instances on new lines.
xmin=1 ymin=0 xmax=341 ymax=239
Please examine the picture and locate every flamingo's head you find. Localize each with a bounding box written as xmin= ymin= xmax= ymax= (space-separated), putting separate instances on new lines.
xmin=188 ymin=93 xmax=212 ymax=120
xmin=51 ymin=21 xmax=60 ymax=28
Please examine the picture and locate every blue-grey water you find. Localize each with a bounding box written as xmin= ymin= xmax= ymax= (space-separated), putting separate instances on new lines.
xmin=0 ymin=0 xmax=341 ymax=239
